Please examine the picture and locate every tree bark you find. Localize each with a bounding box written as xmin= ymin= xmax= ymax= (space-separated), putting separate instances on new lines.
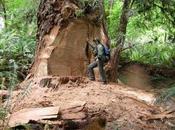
xmin=99 ymin=0 xmax=110 ymax=47
xmin=31 ymin=0 xmax=108 ymax=78
xmin=109 ymin=0 xmax=132 ymax=82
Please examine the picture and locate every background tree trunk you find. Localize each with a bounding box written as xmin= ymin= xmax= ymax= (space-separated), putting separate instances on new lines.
xmin=0 ymin=0 xmax=7 ymax=21
xmin=99 ymin=0 xmax=110 ymax=46
xmin=31 ymin=0 xmax=108 ymax=78
xmin=109 ymin=0 xmax=132 ymax=82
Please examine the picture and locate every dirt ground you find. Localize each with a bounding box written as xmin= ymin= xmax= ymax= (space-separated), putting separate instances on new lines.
xmin=5 ymin=76 xmax=174 ymax=130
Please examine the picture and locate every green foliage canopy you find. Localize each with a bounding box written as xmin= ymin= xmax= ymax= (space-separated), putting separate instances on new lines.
xmin=104 ymin=0 xmax=175 ymax=67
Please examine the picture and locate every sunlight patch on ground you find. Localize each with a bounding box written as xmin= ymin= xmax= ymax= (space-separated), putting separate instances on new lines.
xmin=117 ymin=88 xmax=155 ymax=104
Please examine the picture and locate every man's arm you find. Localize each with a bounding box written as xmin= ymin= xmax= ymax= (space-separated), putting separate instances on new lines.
xmin=97 ymin=44 xmax=104 ymax=59
xmin=87 ymin=41 xmax=97 ymax=56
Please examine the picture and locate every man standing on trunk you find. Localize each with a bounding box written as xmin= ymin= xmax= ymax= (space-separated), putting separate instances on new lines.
xmin=87 ymin=38 xmax=110 ymax=85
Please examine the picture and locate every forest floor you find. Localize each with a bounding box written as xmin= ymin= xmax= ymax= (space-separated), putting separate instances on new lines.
xmin=3 ymin=73 xmax=175 ymax=130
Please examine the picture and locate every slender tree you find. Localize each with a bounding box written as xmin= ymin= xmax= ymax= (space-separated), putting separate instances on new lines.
xmin=109 ymin=0 xmax=132 ymax=82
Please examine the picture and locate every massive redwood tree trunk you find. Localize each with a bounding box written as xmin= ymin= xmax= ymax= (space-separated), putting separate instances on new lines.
xmin=31 ymin=0 xmax=108 ymax=78
xmin=7 ymin=0 xmax=109 ymax=128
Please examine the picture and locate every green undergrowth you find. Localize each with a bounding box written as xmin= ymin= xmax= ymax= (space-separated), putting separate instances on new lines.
xmin=0 ymin=26 xmax=36 ymax=89
xmin=0 ymin=0 xmax=38 ymax=89
xmin=121 ymin=42 xmax=175 ymax=68
xmin=156 ymin=83 xmax=175 ymax=104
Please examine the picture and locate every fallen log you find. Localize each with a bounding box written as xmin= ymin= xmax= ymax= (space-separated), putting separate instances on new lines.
xmin=145 ymin=114 xmax=175 ymax=121
xmin=143 ymin=108 xmax=175 ymax=121
xmin=143 ymin=109 xmax=175 ymax=121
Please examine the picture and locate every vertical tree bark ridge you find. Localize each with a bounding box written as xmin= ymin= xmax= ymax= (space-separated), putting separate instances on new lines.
xmin=31 ymin=0 xmax=108 ymax=77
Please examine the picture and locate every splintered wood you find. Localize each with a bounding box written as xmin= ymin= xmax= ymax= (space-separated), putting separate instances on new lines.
xmin=8 ymin=102 xmax=86 ymax=127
